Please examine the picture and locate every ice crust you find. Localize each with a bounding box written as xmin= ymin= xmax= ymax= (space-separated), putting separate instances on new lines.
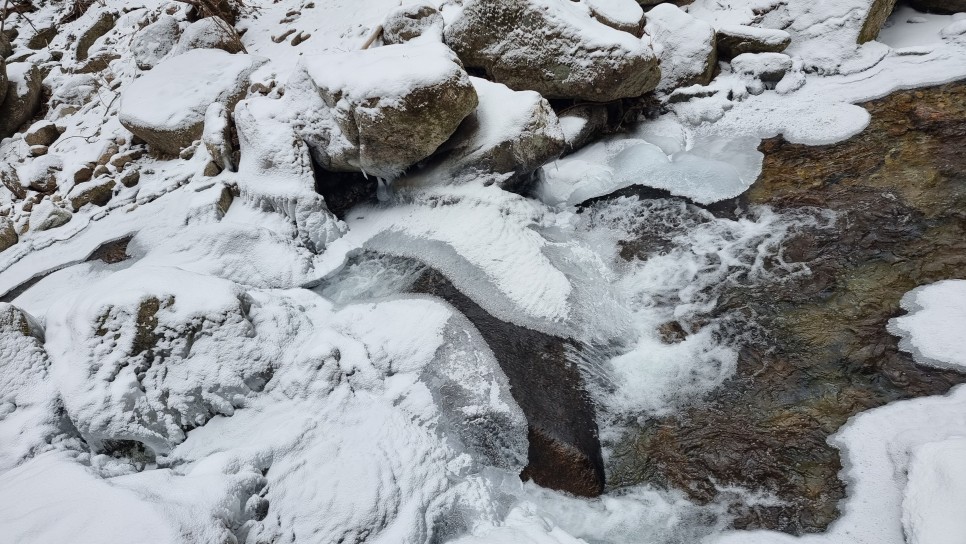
xmin=2 ymin=0 xmax=966 ymax=543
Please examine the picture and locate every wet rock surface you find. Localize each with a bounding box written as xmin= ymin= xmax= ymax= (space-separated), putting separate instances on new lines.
xmin=608 ymin=82 xmax=966 ymax=533
xmin=410 ymin=268 xmax=606 ymax=497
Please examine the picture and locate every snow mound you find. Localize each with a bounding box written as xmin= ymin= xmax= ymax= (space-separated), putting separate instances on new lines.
xmin=888 ymin=279 xmax=966 ymax=370
xmin=902 ymin=437 xmax=966 ymax=544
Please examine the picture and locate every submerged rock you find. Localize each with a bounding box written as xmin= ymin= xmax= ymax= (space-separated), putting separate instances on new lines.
xmin=610 ymin=81 xmax=966 ymax=534
xmin=444 ymin=0 xmax=660 ymax=102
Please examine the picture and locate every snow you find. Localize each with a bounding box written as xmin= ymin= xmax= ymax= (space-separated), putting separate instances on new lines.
xmin=582 ymin=0 xmax=644 ymax=30
xmin=902 ymin=437 xmax=966 ymax=544
xmin=300 ymin=42 xmax=466 ymax=106
xmin=888 ymin=280 xmax=966 ymax=371
xmin=878 ymin=5 xmax=960 ymax=48
xmin=119 ymin=49 xmax=265 ymax=139
xmin=717 ymin=24 xmax=792 ymax=48
xmin=3 ymin=0 xmax=966 ymax=543
xmin=644 ymin=3 xmax=716 ymax=90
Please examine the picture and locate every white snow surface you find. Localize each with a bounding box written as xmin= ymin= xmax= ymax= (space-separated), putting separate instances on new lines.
xmin=889 ymin=280 xmax=966 ymax=371
xmin=2 ymin=0 xmax=966 ymax=543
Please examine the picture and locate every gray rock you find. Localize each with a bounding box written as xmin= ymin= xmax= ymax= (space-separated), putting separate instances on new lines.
xmin=24 ymin=121 xmax=61 ymax=147
xmin=76 ymin=10 xmax=117 ymax=61
xmin=119 ymin=50 xmax=265 ymax=155
xmin=0 ymin=217 xmax=17 ymax=251
xmin=131 ymin=16 xmax=181 ymax=70
xmin=0 ymin=162 xmax=25 ymax=199
xmin=23 ymin=155 xmax=63 ymax=194
xmin=644 ymin=3 xmax=717 ymax=90
xmin=435 ymin=77 xmax=565 ymax=187
xmin=30 ymin=200 xmax=72 ymax=231
xmin=0 ymin=63 xmax=43 ymax=139
xmin=444 ymin=0 xmax=660 ymax=102
xmin=202 ymin=102 xmax=235 ymax=172
xmin=382 ymin=2 xmax=444 ymax=44
xmin=293 ymin=42 xmax=478 ymax=178
xmin=0 ymin=32 xmax=10 ymax=59
xmin=716 ymin=25 xmax=791 ymax=59
xmin=858 ymin=0 xmax=899 ymax=43
xmin=732 ymin=52 xmax=793 ymax=83
xmin=119 ymin=168 xmax=140 ymax=188
xmin=26 ymin=27 xmax=56 ymax=50
xmin=910 ymin=0 xmax=966 ymax=12
xmin=173 ymin=17 xmax=244 ymax=55
xmin=68 ymin=178 xmax=115 ymax=211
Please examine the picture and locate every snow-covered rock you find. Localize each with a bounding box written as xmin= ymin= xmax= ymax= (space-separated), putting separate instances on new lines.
xmin=731 ymin=52 xmax=794 ymax=94
xmin=0 ymin=217 xmax=16 ymax=250
xmin=67 ymin=177 xmax=115 ymax=210
xmin=292 ymin=41 xmax=477 ymax=178
xmin=644 ymin=3 xmax=718 ymax=90
xmin=427 ymin=77 xmax=566 ymax=187
xmin=46 ymin=266 xmax=274 ymax=455
xmin=559 ymin=104 xmax=609 ymax=151
xmin=583 ymin=0 xmax=645 ymax=34
xmin=24 ymin=120 xmax=60 ymax=147
xmin=172 ymin=16 xmax=244 ymax=56
xmin=30 ymin=199 xmax=72 ymax=231
xmin=0 ymin=62 xmax=42 ymax=138
xmin=234 ymin=97 xmax=346 ymax=253
xmin=22 ymin=153 xmax=62 ymax=193
xmin=443 ymin=0 xmax=661 ymax=101
xmin=383 ymin=2 xmax=444 ymax=44
xmin=119 ymin=49 xmax=265 ymax=155
xmin=131 ymin=15 xmax=180 ymax=70
xmin=715 ymin=25 xmax=792 ymax=59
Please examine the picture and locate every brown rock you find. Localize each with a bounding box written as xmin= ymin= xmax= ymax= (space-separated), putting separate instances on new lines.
xmin=74 ymin=164 xmax=94 ymax=183
xmin=908 ymin=0 xmax=966 ymax=13
xmin=24 ymin=121 xmax=61 ymax=146
xmin=68 ymin=178 xmax=116 ymax=210
xmin=76 ymin=10 xmax=117 ymax=61
xmin=0 ymin=217 xmax=17 ymax=252
xmin=118 ymin=169 xmax=140 ymax=188
xmin=858 ymin=0 xmax=899 ymax=43
xmin=0 ymin=63 xmax=43 ymax=138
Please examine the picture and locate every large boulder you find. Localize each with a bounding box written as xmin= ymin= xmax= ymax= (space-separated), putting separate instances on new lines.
xmin=131 ymin=16 xmax=181 ymax=70
xmin=716 ymin=25 xmax=791 ymax=59
xmin=119 ymin=49 xmax=265 ymax=155
xmin=644 ymin=3 xmax=717 ymax=90
xmin=432 ymin=77 xmax=565 ymax=187
xmin=292 ymin=42 xmax=478 ymax=178
xmin=443 ymin=0 xmax=660 ymax=102
xmin=172 ymin=17 xmax=244 ymax=55
xmin=0 ymin=63 xmax=43 ymax=139
xmin=382 ymin=2 xmax=444 ymax=44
